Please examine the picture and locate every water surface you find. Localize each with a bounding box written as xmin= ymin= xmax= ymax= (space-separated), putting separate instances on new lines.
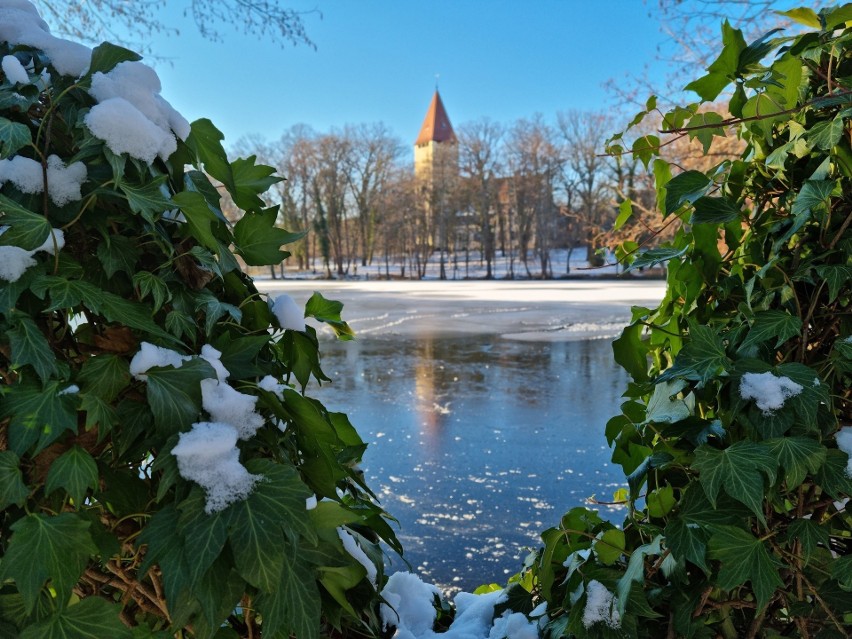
xmin=311 ymin=335 xmax=628 ymax=592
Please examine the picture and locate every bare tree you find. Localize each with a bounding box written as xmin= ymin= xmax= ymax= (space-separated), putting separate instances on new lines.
xmin=311 ymin=132 xmax=352 ymax=277
xmin=557 ymin=110 xmax=615 ymax=268
xmin=458 ymin=119 xmax=503 ymax=279
xmin=344 ymin=124 xmax=404 ymax=268
xmin=33 ymin=0 xmax=318 ymax=56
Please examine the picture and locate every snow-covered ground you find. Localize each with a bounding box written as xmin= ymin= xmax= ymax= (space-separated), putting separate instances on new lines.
xmin=255 ymin=279 xmax=666 ymax=342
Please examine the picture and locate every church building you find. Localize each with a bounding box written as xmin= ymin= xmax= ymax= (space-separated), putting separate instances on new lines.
xmin=414 ymin=90 xmax=458 ymax=188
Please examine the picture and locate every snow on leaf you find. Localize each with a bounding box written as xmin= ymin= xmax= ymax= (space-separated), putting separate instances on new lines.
xmin=0 ymin=203 xmax=50 ymax=250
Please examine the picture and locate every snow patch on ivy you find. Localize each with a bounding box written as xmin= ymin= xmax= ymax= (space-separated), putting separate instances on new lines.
xmin=338 ymin=528 xmax=378 ymax=588
xmin=271 ymin=293 xmax=306 ymax=331
xmin=199 ymin=344 xmax=229 ymax=382
xmin=739 ymin=372 xmax=803 ymax=413
xmin=128 ymin=342 xmax=190 ymax=380
xmin=0 ymin=225 xmax=65 ymax=281
xmin=200 ymin=378 xmax=264 ymax=440
xmin=837 ymin=426 xmax=852 ymax=477
xmin=2 ymin=53 xmax=27 ymax=84
xmin=582 ymin=580 xmax=621 ymax=629
xmin=171 ymin=421 xmax=260 ymax=514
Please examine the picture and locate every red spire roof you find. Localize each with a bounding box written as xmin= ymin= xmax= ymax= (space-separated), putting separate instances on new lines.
xmin=415 ymin=90 xmax=456 ymax=145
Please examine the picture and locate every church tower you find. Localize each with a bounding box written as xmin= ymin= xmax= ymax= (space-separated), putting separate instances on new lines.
xmin=414 ymin=90 xmax=458 ymax=186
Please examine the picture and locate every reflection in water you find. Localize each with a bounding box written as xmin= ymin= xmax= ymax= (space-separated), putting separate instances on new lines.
xmin=311 ymin=335 xmax=628 ymax=592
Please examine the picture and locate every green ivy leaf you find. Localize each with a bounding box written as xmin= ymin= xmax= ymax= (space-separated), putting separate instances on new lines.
xmin=708 ymin=526 xmax=784 ymax=608
xmin=664 ymin=171 xmax=713 ymax=216
xmin=616 ymin=535 xmax=662 ymax=614
xmin=87 ymin=42 xmax=142 ymax=76
xmin=644 ymin=380 xmax=691 ymax=424
xmin=815 ymin=265 xmax=852 ymax=303
xmin=132 ymin=271 xmax=171 ymax=313
xmin=172 ymin=190 xmax=222 ymax=252
xmin=0 ymin=203 xmax=50 ymax=250
xmin=740 ymin=310 xmax=803 ymax=351
xmin=776 ymin=362 xmax=829 ymax=428
xmin=612 ymin=323 xmax=650 ymax=382
xmin=228 ymin=459 xmax=315 ymax=591
xmin=120 ymin=177 xmax=174 ymax=223
xmin=0 ymin=380 xmax=77 ymax=456
xmin=763 ymin=437 xmax=826 ymax=489
xmin=691 ymin=196 xmax=741 ymax=224
xmin=0 ymin=450 xmax=29 ymax=509
xmin=830 ymin=555 xmax=852 ymax=590
xmin=176 ymin=489 xmax=229 ymax=588
xmin=685 ymin=112 xmax=725 ymax=153
xmin=665 ymin=518 xmax=710 ymax=574
xmin=185 ymin=119 xmax=235 ymax=191
xmin=78 ymin=354 xmax=131 ymax=403
xmin=807 ymin=117 xmax=844 ymax=150
xmin=0 ymin=116 xmax=32 ymax=158
xmin=693 ymin=441 xmax=777 ymax=523
xmin=8 ymin=311 xmax=58 ymax=382
xmin=304 ymin=292 xmax=354 ymax=340
xmin=658 ymin=323 xmax=729 ymax=385
xmin=624 ymin=245 xmax=688 ymax=273
xmin=593 ymin=528 xmax=625 ymax=565
xmin=785 ymin=519 xmax=829 ymax=565
xmin=45 ymin=445 xmax=99 ymax=506
xmin=144 ymin=358 xmax=214 ymax=433
xmin=647 ymin=485 xmax=676 ymax=518
xmin=230 ymin=156 xmax=283 ymax=211
xmin=0 ymin=513 xmax=97 ymax=613
xmin=19 ymin=598 xmax=132 ymax=639
xmin=233 ymin=207 xmax=305 ymax=266
xmin=96 ymin=235 xmax=140 ymax=278
xmin=631 ymin=135 xmax=659 ymax=170
xmin=791 ymin=179 xmax=834 ymax=217
xmin=254 ymin=538 xmax=321 ymax=639
xmin=780 ymin=7 xmax=821 ymax=28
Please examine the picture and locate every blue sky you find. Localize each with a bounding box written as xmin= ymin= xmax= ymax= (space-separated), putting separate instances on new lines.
xmin=127 ymin=2 xmax=677 ymax=148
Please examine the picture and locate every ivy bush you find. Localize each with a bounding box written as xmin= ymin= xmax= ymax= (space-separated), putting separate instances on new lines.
xmin=0 ymin=8 xmax=395 ymax=639
xmin=504 ymin=7 xmax=852 ymax=639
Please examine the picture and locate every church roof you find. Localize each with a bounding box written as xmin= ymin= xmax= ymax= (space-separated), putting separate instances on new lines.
xmin=415 ymin=90 xmax=456 ymax=145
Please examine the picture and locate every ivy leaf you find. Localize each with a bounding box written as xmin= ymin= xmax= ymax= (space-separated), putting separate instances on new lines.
xmin=228 ymin=459 xmax=315 ymax=591
xmin=19 ymin=598 xmax=132 ymax=639
xmin=0 ymin=513 xmax=97 ymax=613
xmin=644 ymin=380 xmax=691 ymax=424
xmin=815 ymin=449 xmax=852 ymax=499
xmin=185 ymin=118 xmax=235 ymax=192
xmin=740 ymin=310 xmax=802 ymax=351
xmin=593 ymin=528 xmax=625 ymax=565
xmin=664 ymin=171 xmax=712 ymax=216
xmin=785 ymin=519 xmax=829 ymax=565
xmin=96 ymin=235 xmax=139 ymax=278
xmin=305 ymin=291 xmax=355 ymax=340
xmin=0 ymin=203 xmax=50 ymax=250
xmin=692 ymin=441 xmax=777 ymax=523
xmin=665 ymin=518 xmax=710 ymax=574
xmin=0 ymin=116 xmax=32 ymax=158
xmin=658 ymin=323 xmax=729 ymax=385
xmin=78 ymin=354 xmax=131 ymax=403
xmin=830 ymin=555 xmax=852 ymax=590
xmin=815 ymin=265 xmax=852 ymax=303
xmin=172 ymin=190 xmax=222 ymax=252
xmin=230 ymin=156 xmax=283 ymax=211
xmin=780 ymin=7 xmax=821 ymax=28
xmin=776 ymin=362 xmax=829 ymax=428
xmin=612 ymin=323 xmax=650 ymax=382
xmin=87 ymin=42 xmax=142 ymax=76
xmin=0 ymin=450 xmax=29 ymax=509
xmin=233 ymin=207 xmax=305 ymax=266
xmin=807 ymin=117 xmax=844 ymax=150
xmin=624 ymin=245 xmax=688 ymax=273
xmin=119 ymin=177 xmax=174 ymax=223
xmin=763 ymin=437 xmax=826 ymax=489
xmin=45 ymin=445 xmax=99 ymax=506
xmin=144 ymin=358 xmax=214 ymax=434
xmin=8 ymin=311 xmax=58 ymax=382
xmin=791 ymin=179 xmax=834 ymax=217
xmin=254 ymin=538 xmax=321 ymax=639
xmin=132 ymin=271 xmax=171 ymax=313
xmin=708 ymin=526 xmax=784 ymax=608
xmin=616 ymin=535 xmax=662 ymax=614
xmin=691 ymin=196 xmax=740 ymax=224
xmin=631 ymin=135 xmax=659 ymax=170
xmin=176 ymin=489 xmax=229 ymax=588
xmin=0 ymin=380 xmax=77 ymax=456
xmin=685 ymin=112 xmax=725 ymax=153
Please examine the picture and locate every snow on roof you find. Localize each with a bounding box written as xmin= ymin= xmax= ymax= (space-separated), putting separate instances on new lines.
xmin=739 ymin=371 xmax=803 ymax=414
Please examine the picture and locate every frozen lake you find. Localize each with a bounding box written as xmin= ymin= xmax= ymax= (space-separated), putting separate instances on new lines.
xmin=257 ymin=279 xmax=665 ymax=591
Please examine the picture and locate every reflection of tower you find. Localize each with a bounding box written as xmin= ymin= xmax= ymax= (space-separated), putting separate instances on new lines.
xmin=413 ymin=337 xmax=447 ymax=444
xmin=414 ymin=91 xmax=458 ymax=276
